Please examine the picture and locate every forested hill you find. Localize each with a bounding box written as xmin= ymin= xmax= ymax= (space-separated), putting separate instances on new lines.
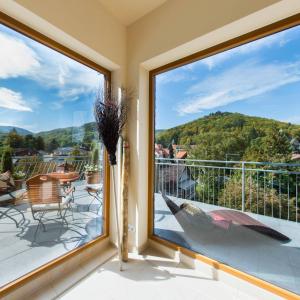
xmin=36 ymin=122 xmax=97 ymax=147
xmin=155 ymin=112 xmax=300 ymax=162
xmin=0 ymin=126 xmax=32 ymax=136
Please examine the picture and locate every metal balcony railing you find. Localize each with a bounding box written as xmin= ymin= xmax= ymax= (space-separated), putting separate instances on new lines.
xmin=13 ymin=156 xmax=103 ymax=180
xmin=155 ymin=158 xmax=300 ymax=222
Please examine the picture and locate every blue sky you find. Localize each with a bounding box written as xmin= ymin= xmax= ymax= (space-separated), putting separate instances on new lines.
xmin=156 ymin=25 xmax=300 ymax=129
xmin=0 ymin=24 xmax=103 ymax=133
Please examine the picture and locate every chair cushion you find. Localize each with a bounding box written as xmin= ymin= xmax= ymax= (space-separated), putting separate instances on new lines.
xmin=179 ymin=202 xmax=213 ymax=230
xmin=0 ymin=193 xmax=13 ymax=203
xmin=0 ymin=171 xmax=15 ymax=188
xmin=180 ymin=203 xmax=206 ymax=217
xmin=31 ymin=194 xmax=72 ymax=212
xmin=85 ymin=184 xmax=102 ymax=193
xmin=0 ymin=189 xmax=26 ymax=206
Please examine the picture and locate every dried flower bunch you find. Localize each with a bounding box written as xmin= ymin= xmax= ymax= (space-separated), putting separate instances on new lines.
xmin=94 ymin=88 xmax=130 ymax=166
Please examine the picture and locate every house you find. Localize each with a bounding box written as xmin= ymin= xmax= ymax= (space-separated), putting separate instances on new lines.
xmin=155 ymin=164 xmax=196 ymax=200
xmin=155 ymin=143 xmax=188 ymax=159
xmin=53 ymin=147 xmax=89 ymax=156
xmin=176 ymin=150 xmax=187 ymax=159
xmin=12 ymin=148 xmax=39 ymax=157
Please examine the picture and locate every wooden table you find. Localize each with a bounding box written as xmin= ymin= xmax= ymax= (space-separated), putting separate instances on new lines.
xmin=49 ymin=171 xmax=80 ymax=183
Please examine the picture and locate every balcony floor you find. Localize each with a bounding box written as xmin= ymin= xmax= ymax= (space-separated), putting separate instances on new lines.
xmin=154 ymin=193 xmax=300 ymax=296
xmin=58 ymin=248 xmax=259 ymax=300
xmin=0 ymin=182 xmax=103 ymax=288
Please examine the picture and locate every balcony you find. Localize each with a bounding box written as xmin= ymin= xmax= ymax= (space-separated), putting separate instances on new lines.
xmin=154 ymin=158 xmax=300 ymax=295
xmin=0 ymin=156 xmax=103 ymax=288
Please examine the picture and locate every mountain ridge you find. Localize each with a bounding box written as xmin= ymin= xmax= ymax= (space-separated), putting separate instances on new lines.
xmin=0 ymin=126 xmax=32 ymax=136
xmin=155 ymin=111 xmax=300 ymax=161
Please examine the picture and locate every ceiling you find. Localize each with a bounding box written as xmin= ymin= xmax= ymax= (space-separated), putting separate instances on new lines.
xmin=97 ymin=0 xmax=168 ymax=26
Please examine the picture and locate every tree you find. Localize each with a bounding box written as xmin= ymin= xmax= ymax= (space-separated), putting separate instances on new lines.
xmin=70 ymin=146 xmax=81 ymax=157
xmin=46 ymin=138 xmax=59 ymax=153
xmin=168 ymin=143 xmax=174 ymax=159
xmin=243 ymin=128 xmax=292 ymax=162
xmin=24 ymin=134 xmax=35 ymax=149
xmin=1 ymin=148 xmax=13 ymax=173
xmin=92 ymin=147 xmax=99 ymax=165
xmin=35 ymin=136 xmax=45 ymax=151
xmin=5 ymin=129 xmax=24 ymax=149
xmin=82 ymin=124 xmax=94 ymax=149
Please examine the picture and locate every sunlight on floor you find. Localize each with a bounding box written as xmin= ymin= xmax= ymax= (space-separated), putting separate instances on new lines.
xmin=58 ymin=248 xmax=258 ymax=300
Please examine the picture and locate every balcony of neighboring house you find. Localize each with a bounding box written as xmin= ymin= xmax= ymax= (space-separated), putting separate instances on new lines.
xmin=1 ymin=0 xmax=300 ymax=300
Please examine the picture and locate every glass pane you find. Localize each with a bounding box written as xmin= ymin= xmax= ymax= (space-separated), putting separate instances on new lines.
xmin=154 ymin=24 xmax=300 ymax=295
xmin=0 ymin=23 xmax=105 ymax=287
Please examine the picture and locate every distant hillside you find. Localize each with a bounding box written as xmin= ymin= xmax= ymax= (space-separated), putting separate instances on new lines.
xmin=0 ymin=126 xmax=32 ymax=136
xmin=156 ymin=112 xmax=300 ymax=162
xmin=36 ymin=122 xmax=97 ymax=147
xmin=155 ymin=129 xmax=165 ymax=137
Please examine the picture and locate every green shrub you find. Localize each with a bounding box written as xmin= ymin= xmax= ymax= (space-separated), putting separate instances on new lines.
xmin=92 ymin=148 xmax=99 ymax=166
xmin=1 ymin=148 xmax=13 ymax=173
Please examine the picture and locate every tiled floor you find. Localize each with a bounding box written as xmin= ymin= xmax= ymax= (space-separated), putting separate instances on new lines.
xmin=58 ymin=248 xmax=259 ymax=300
xmin=154 ymin=193 xmax=300 ymax=295
xmin=0 ymin=182 xmax=103 ymax=288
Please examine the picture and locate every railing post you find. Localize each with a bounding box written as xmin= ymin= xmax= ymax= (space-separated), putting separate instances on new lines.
xmin=242 ymin=161 xmax=245 ymax=212
xmin=176 ymin=159 xmax=179 ymax=198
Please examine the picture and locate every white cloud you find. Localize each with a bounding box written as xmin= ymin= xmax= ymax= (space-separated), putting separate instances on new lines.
xmin=185 ymin=29 xmax=293 ymax=70
xmin=157 ymin=71 xmax=187 ymax=85
xmin=0 ymin=87 xmax=32 ymax=111
xmin=177 ymin=60 xmax=300 ymax=115
xmin=28 ymin=43 xmax=103 ymax=100
xmin=0 ymin=29 xmax=103 ymax=109
xmin=0 ymin=32 xmax=40 ymax=78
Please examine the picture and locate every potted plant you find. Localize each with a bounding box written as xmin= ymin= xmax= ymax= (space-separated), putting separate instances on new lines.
xmin=13 ymin=171 xmax=26 ymax=189
xmin=84 ymin=164 xmax=100 ymax=184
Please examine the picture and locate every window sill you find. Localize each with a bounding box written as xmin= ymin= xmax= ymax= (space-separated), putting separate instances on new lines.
xmin=1 ymin=237 xmax=117 ymax=300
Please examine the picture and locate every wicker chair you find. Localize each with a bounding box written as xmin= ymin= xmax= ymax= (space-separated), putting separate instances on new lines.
xmin=26 ymin=174 xmax=74 ymax=235
xmin=0 ymin=171 xmax=25 ymax=227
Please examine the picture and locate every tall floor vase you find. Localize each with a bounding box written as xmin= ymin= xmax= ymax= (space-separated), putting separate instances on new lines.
xmin=111 ymin=165 xmax=122 ymax=271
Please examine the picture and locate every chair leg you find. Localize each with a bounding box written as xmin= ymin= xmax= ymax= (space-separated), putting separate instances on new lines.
xmin=88 ymin=196 xmax=96 ymax=211
xmin=69 ymin=203 xmax=75 ymax=221
xmin=87 ymin=190 xmax=102 ymax=212
xmin=60 ymin=207 xmax=68 ymax=226
xmin=0 ymin=209 xmax=19 ymax=228
xmin=32 ymin=211 xmax=46 ymax=235
xmin=33 ymin=214 xmax=46 ymax=243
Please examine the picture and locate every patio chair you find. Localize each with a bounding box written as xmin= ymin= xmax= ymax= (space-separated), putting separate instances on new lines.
xmin=85 ymin=183 xmax=103 ymax=212
xmin=26 ymin=174 xmax=74 ymax=235
xmin=0 ymin=171 xmax=26 ymax=227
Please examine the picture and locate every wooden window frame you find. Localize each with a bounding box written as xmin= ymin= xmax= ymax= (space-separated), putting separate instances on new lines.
xmin=148 ymin=13 xmax=300 ymax=300
xmin=0 ymin=11 xmax=111 ymax=297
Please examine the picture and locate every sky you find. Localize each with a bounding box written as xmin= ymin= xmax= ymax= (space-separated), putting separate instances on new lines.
xmin=156 ymin=25 xmax=300 ymax=130
xmin=0 ymin=24 xmax=104 ymax=133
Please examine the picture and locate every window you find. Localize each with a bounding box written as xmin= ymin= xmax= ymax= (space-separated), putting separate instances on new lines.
xmin=151 ymin=18 xmax=300 ymax=296
xmin=0 ymin=18 xmax=109 ymax=288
